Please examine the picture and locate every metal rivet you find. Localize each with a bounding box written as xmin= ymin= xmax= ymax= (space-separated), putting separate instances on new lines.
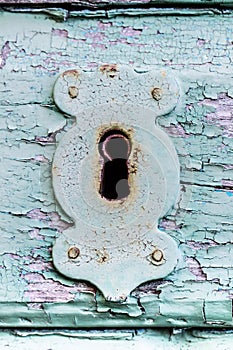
xmin=68 ymin=86 xmax=79 ymax=99
xmin=151 ymin=87 xmax=162 ymax=101
xmin=68 ymin=246 xmax=80 ymax=259
xmin=151 ymin=249 xmax=164 ymax=263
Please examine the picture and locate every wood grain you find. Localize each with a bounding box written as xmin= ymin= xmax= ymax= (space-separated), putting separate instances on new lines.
xmin=0 ymin=8 xmax=232 ymax=327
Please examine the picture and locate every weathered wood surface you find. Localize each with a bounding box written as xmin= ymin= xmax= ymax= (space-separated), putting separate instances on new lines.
xmin=0 ymin=8 xmax=233 ymax=327
xmin=2 ymin=329 xmax=233 ymax=349
xmin=0 ymin=0 xmax=233 ymax=6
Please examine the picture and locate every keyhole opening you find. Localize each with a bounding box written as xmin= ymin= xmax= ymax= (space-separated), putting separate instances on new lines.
xmin=99 ymin=129 xmax=131 ymax=201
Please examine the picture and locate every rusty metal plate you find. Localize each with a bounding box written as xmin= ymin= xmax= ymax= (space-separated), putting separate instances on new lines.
xmin=52 ymin=66 xmax=180 ymax=301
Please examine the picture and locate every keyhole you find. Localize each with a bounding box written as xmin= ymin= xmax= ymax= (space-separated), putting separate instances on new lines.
xmin=99 ymin=130 xmax=131 ymax=200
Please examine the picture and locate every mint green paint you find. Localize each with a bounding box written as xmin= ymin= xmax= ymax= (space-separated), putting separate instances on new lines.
xmin=2 ymin=329 xmax=233 ymax=349
xmin=0 ymin=329 xmax=233 ymax=350
xmin=1 ymin=0 xmax=233 ymax=7
xmin=0 ymin=298 xmax=231 ymax=327
xmin=0 ymin=9 xmax=233 ymax=327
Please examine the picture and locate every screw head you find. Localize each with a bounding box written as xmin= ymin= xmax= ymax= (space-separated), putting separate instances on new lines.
xmin=151 ymin=248 xmax=164 ymax=265
xmin=68 ymin=246 xmax=80 ymax=259
xmin=68 ymin=86 xmax=79 ymax=99
xmin=151 ymin=87 xmax=162 ymax=101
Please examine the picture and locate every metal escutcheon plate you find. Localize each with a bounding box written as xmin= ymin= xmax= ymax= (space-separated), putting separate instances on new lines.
xmin=52 ymin=67 xmax=180 ymax=301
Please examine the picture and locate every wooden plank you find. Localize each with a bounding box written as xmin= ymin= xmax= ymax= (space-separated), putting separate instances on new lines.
xmin=0 ymin=8 xmax=232 ymax=327
xmin=1 ymin=329 xmax=233 ymax=349
xmin=0 ymin=0 xmax=233 ymax=6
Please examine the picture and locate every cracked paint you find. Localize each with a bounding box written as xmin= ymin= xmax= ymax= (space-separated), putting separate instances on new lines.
xmin=0 ymin=8 xmax=232 ymax=327
xmin=201 ymin=93 xmax=233 ymax=138
xmin=26 ymin=209 xmax=72 ymax=232
xmin=186 ymin=257 xmax=207 ymax=281
xmin=24 ymin=273 xmax=93 ymax=303
xmin=0 ymin=41 xmax=11 ymax=69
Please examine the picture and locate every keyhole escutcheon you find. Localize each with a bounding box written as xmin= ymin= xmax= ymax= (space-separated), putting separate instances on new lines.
xmin=99 ymin=129 xmax=131 ymax=201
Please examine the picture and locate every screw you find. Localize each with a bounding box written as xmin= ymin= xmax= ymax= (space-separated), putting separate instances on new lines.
xmin=68 ymin=86 xmax=79 ymax=99
xmin=151 ymin=248 xmax=164 ymax=264
xmin=68 ymin=246 xmax=80 ymax=259
xmin=151 ymin=87 xmax=162 ymax=101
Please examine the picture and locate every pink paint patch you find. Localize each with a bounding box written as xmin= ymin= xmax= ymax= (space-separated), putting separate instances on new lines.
xmin=159 ymin=219 xmax=180 ymax=231
xmin=33 ymin=155 xmax=49 ymax=163
xmin=8 ymin=253 xmax=21 ymax=260
xmin=91 ymin=43 xmax=106 ymax=50
xmin=28 ymin=228 xmax=44 ymax=240
xmin=27 ymin=209 xmax=72 ymax=232
xmin=24 ymin=257 xmax=52 ymax=272
xmin=222 ymin=179 xmax=233 ymax=188
xmin=0 ymin=41 xmax=11 ymax=68
xmin=24 ymin=273 xmax=96 ymax=302
xmin=121 ymin=27 xmax=142 ymax=37
xmin=186 ymin=257 xmax=207 ymax=281
xmin=201 ymin=93 xmax=233 ymax=137
xmin=27 ymin=209 xmax=48 ymax=221
xmin=186 ymin=240 xmax=218 ymax=250
xmin=24 ymin=273 xmax=76 ymax=302
xmin=196 ymin=38 xmax=206 ymax=47
xmin=85 ymin=31 xmax=105 ymax=42
xmin=22 ymin=253 xmax=52 ymax=269
xmin=97 ymin=21 xmax=112 ymax=30
xmin=87 ymin=62 xmax=99 ymax=68
xmin=164 ymin=124 xmax=189 ymax=137
xmin=52 ymin=29 xmax=68 ymax=38
xmin=35 ymin=135 xmax=56 ymax=145
xmin=223 ymin=165 xmax=233 ymax=170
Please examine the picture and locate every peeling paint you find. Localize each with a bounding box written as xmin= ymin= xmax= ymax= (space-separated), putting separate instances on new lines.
xmin=26 ymin=209 xmax=72 ymax=232
xmin=201 ymin=93 xmax=233 ymax=138
xmin=2 ymin=328 xmax=233 ymax=350
xmin=0 ymin=41 xmax=11 ymax=69
xmin=24 ymin=273 xmax=86 ymax=303
xmin=0 ymin=9 xmax=232 ymax=327
xmin=186 ymin=257 xmax=207 ymax=281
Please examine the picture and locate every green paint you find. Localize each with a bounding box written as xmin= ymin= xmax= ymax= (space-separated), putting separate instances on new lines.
xmin=2 ymin=329 xmax=233 ymax=350
xmin=0 ymin=298 xmax=231 ymax=327
xmin=0 ymin=9 xmax=232 ymax=327
xmin=1 ymin=0 xmax=233 ymax=7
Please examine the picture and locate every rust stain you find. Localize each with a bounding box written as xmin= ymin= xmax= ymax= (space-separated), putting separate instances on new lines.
xmin=68 ymin=246 xmax=80 ymax=259
xmin=95 ymin=248 xmax=109 ymax=264
xmin=68 ymin=86 xmax=79 ymax=99
xmin=151 ymin=87 xmax=163 ymax=101
xmin=62 ymin=69 xmax=80 ymax=78
xmin=161 ymin=70 xmax=167 ymax=78
xmin=52 ymin=165 xmax=60 ymax=176
xmin=132 ymin=145 xmax=142 ymax=164
xmin=97 ymin=125 xmax=133 ymax=144
xmin=130 ymin=162 xmax=137 ymax=174
xmin=99 ymin=64 xmax=118 ymax=78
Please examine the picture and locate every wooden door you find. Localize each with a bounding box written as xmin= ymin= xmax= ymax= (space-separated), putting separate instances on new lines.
xmin=0 ymin=2 xmax=233 ymax=347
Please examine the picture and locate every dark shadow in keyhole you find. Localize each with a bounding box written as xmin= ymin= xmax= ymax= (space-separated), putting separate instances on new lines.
xmin=98 ymin=130 xmax=131 ymax=200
